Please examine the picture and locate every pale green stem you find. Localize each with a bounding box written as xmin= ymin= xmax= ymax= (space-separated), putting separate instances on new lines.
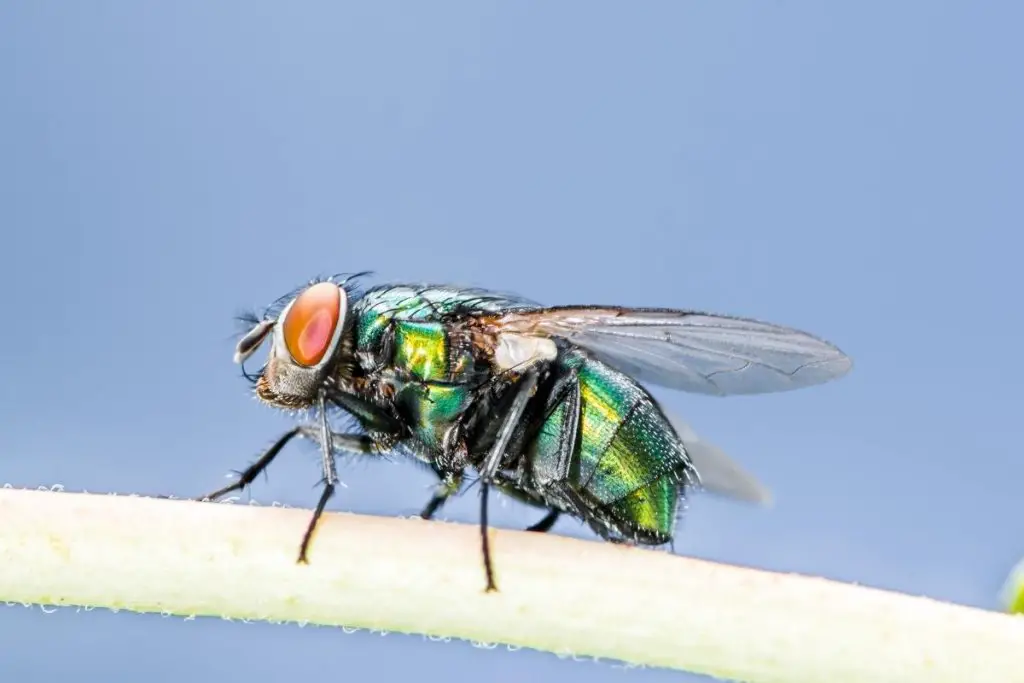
xmin=0 ymin=487 xmax=1022 ymax=682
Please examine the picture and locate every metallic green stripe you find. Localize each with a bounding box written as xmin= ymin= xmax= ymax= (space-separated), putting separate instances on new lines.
xmin=394 ymin=321 xmax=449 ymax=382
xmin=587 ymin=402 xmax=682 ymax=506
xmin=354 ymin=288 xmax=426 ymax=351
xmin=606 ymin=475 xmax=678 ymax=541
xmin=576 ymin=362 xmax=641 ymax=485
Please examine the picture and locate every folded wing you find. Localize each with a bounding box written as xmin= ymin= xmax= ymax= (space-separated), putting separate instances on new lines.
xmin=666 ymin=413 xmax=772 ymax=506
xmin=494 ymin=306 xmax=852 ymax=395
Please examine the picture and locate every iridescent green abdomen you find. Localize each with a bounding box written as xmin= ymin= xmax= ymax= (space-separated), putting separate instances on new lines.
xmin=525 ymin=349 xmax=692 ymax=542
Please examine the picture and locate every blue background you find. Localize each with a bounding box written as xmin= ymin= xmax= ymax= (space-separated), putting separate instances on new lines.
xmin=1 ymin=2 xmax=1020 ymax=681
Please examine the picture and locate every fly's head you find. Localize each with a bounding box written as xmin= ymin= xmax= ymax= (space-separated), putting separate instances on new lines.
xmin=234 ymin=280 xmax=353 ymax=410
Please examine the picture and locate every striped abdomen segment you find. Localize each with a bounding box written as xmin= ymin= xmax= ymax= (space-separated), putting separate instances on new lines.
xmin=527 ymin=350 xmax=695 ymax=543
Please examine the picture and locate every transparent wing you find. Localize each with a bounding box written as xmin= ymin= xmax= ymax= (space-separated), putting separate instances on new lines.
xmin=666 ymin=413 xmax=772 ymax=506
xmin=493 ymin=306 xmax=852 ymax=395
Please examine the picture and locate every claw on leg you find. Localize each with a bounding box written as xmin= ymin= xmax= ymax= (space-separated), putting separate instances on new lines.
xmin=195 ymin=426 xmax=304 ymax=502
xmin=526 ymin=509 xmax=560 ymax=533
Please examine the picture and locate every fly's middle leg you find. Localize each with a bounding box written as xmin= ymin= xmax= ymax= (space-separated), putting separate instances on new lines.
xmin=419 ymin=471 xmax=463 ymax=520
xmin=522 ymin=366 xmax=591 ymax=536
xmin=419 ymin=417 xmax=471 ymax=520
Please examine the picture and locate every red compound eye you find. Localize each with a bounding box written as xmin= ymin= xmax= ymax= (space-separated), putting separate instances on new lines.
xmin=282 ymin=282 xmax=342 ymax=366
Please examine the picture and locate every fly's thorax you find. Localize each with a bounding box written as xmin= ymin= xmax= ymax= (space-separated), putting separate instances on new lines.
xmin=234 ymin=281 xmax=355 ymax=410
xmin=360 ymin=317 xmax=489 ymax=386
xmin=391 ymin=321 xmax=459 ymax=382
xmin=392 ymin=380 xmax=476 ymax=453
xmin=348 ymin=286 xmax=555 ymax=385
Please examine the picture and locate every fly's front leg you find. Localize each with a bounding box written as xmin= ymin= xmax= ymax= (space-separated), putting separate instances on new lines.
xmin=292 ymin=387 xmax=405 ymax=564
xmin=203 ymin=385 xmax=399 ymax=507
xmin=202 ymin=388 xmax=399 ymax=565
xmin=296 ymin=394 xmax=408 ymax=564
xmin=195 ymin=425 xmax=375 ymax=504
xmin=477 ymin=368 xmax=541 ymax=593
xmin=297 ymin=391 xmax=341 ymax=564
xmin=196 ymin=426 xmax=305 ymax=503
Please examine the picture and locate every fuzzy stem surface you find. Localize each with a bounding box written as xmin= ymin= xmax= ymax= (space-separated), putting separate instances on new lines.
xmin=0 ymin=487 xmax=1021 ymax=682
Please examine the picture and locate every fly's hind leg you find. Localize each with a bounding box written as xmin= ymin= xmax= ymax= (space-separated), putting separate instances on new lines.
xmin=482 ymin=366 xmax=578 ymax=538
xmin=477 ymin=368 xmax=541 ymax=593
xmin=524 ymin=366 xmax=601 ymax=537
xmin=525 ymin=509 xmax=560 ymax=533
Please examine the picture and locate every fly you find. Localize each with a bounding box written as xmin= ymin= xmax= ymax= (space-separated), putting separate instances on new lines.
xmin=198 ymin=274 xmax=852 ymax=592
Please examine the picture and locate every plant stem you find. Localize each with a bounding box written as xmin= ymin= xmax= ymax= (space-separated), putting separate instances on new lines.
xmin=0 ymin=487 xmax=1021 ymax=682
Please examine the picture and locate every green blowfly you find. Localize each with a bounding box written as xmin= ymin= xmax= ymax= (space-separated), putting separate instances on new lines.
xmin=199 ymin=274 xmax=852 ymax=591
